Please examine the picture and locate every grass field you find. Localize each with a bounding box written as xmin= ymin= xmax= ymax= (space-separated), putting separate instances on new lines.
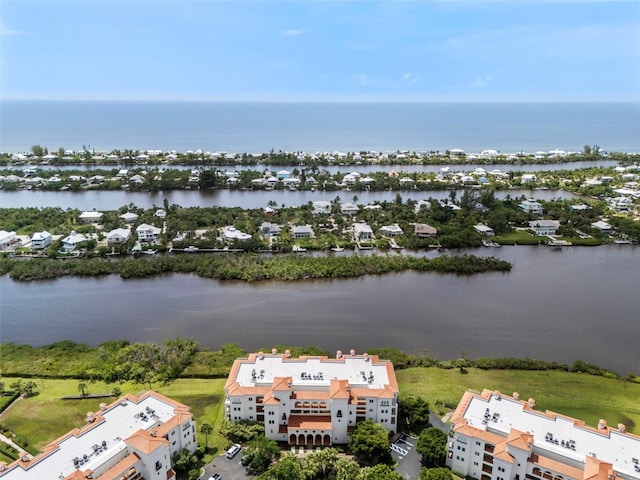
xmin=1 ymin=368 xmax=638 ymax=455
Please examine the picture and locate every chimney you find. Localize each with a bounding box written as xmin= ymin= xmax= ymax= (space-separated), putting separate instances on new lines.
xmin=617 ymin=423 xmax=625 ymax=432
xmin=598 ymin=419 xmax=607 ymax=430
xmin=86 ymin=412 xmax=95 ymax=423
xmin=527 ymin=398 xmax=535 ymax=408
xmin=513 ymin=392 xmax=520 ymax=400
xmin=285 ymin=349 xmax=291 ymax=358
xmin=350 ymin=349 xmax=356 ymax=356
xmin=271 ymin=348 xmax=277 ymax=355
xmin=336 ymin=350 xmax=343 ymax=359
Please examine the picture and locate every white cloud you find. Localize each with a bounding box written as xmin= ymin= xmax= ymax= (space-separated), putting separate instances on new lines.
xmin=472 ymin=76 xmax=493 ymax=88
xmin=281 ymin=29 xmax=304 ymax=37
xmin=351 ymin=73 xmax=380 ymax=87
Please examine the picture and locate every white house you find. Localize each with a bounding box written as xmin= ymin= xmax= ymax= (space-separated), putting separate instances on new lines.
xmin=292 ymin=225 xmax=314 ymax=238
xmin=474 ymin=224 xmax=495 ymax=237
xmin=260 ymin=222 xmax=281 ymax=238
xmin=591 ymin=220 xmax=612 ymax=233
xmin=119 ymin=212 xmax=139 ymax=223
xmin=0 ymin=231 xmax=17 ymax=249
xmin=529 ymin=220 xmax=561 ymax=236
xmin=106 ymin=228 xmax=131 ymax=244
xmin=379 ymin=224 xmax=404 ymax=237
xmin=353 ymin=223 xmax=373 ymax=242
xmin=78 ymin=211 xmax=104 ymax=224
xmin=30 ymin=231 xmax=52 ymax=250
xmin=521 ymin=173 xmax=537 ymax=184
xmin=0 ymin=391 xmax=196 ymax=480
xmin=61 ymin=231 xmax=86 ymax=252
xmin=136 ymin=223 xmax=161 ymax=243
xmin=224 ymin=350 xmax=398 ymax=446
xmin=446 ymin=389 xmax=639 ymax=480
xmin=223 ymin=226 xmax=252 ymax=241
xmin=313 ymin=201 xmax=332 ymax=215
xmin=519 ymin=199 xmax=544 ymax=216
xmin=341 ymin=202 xmax=359 ymax=215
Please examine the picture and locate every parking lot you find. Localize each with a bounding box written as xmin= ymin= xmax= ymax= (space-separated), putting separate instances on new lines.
xmin=391 ymin=434 xmax=421 ymax=480
xmin=201 ymin=451 xmax=251 ymax=480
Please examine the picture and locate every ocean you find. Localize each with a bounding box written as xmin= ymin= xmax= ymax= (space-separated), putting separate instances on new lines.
xmin=1 ymin=100 xmax=639 ymax=154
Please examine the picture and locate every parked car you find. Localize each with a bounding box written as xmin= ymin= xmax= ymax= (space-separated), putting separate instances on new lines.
xmin=225 ymin=444 xmax=241 ymax=459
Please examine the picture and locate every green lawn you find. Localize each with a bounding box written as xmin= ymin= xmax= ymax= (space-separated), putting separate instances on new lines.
xmin=396 ymin=367 xmax=640 ymax=431
xmin=1 ymin=368 xmax=638 ymax=455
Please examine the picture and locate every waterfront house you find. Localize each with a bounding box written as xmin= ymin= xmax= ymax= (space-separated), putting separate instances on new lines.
xmin=521 ymin=173 xmax=537 ymax=184
xmin=591 ymin=220 xmax=612 ymax=233
xmin=120 ymin=212 xmax=139 ymax=223
xmin=30 ymin=231 xmax=52 ymax=250
xmin=223 ymin=226 xmax=252 ymax=241
xmin=106 ymin=228 xmax=131 ymax=244
xmin=276 ymin=170 xmax=290 ymax=180
xmin=447 ymin=389 xmax=639 ymax=480
xmin=529 ymin=220 xmax=560 ymax=236
xmin=414 ymin=223 xmax=438 ymax=238
xmin=260 ymin=222 xmax=281 ymax=238
xmin=78 ymin=211 xmax=104 ymax=224
xmin=61 ymin=231 xmax=86 ymax=252
xmin=313 ymin=201 xmax=332 ymax=215
xmin=341 ymin=202 xmax=359 ymax=216
xmin=353 ymin=223 xmax=373 ymax=242
xmin=129 ymin=174 xmax=145 ymax=185
xmin=474 ymin=224 xmax=495 ymax=237
xmin=0 ymin=231 xmax=17 ymax=249
xmin=379 ymin=224 xmax=403 ymax=237
xmin=342 ymin=174 xmax=357 ymax=186
xmin=136 ymin=223 xmax=161 ymax=243
xmin=609 ymin=196 xmax=632 ymax=213
xmin=519 ymin=199 xmax=544 ymax=216
xmin=224 ymin=349 xmax=398 ymax=446
xmin=292 ymin=225 xmax=314 ymax=239
xmin=0 ymin=391 xmax=196 ymax=480
xmin=155 ymin=209 xmax=167 ymax=219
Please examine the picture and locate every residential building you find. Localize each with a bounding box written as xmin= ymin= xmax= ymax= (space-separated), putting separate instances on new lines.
xmin=223 ymin=226 xmax=252 ymax=241
xmin=591 ymin=221 xmax=612 ymax=233
xmin=313 ymin=201 xmax=332 ymax=215
xmin=379 ymin=224 xmax=403 ymax=237
xmin=353 ymin=223 xmax=373 ymax=242
xmin=61 ymin=231 xmax=86 ymax=252
xmin=474 ymin=224 xmax=495 ymax=237
xmin=260 ymin=222 xmax=281 ymax=238
xmin=106 ymin=228 xmax=131 ymax=244
xmin=292 ymin=225 xmax=314 ymax=238
xmin=521 ymin=174 xmax=537 ymax=184
xmin=528 ymin=220 xmax=561 ymax=236
xmin=120 ymin=212 xmax=139 ymax=223
xmin=446 ymin=389 xmax=640 ymax=480
xmin=31 ymin=231 xmax=52 ymax=250
xmin=0 ymin=231 xmax=17 ymax=249
xmin=136 ymin=224 xmax=162 ymax=243
xmin=78 ymin=211 xmax=104 ymax=224
xmin=0 ymin=391 xmax=196 ymax=480
xmin=341 ymin=203 xmax=360 ymax=216
xmin=415 ymin=224 xmax=438 ymax=238
xmin=519 ymin=200 xmax=544 ymax=216
xmin=224 ymin=350 xmax=399 ymax=447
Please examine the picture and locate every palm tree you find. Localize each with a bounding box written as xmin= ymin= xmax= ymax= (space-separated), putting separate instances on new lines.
xmin=200 ymin=422 xmax=213 ymax=448
xmin=78 ymin=381 xmax=88 ymax=397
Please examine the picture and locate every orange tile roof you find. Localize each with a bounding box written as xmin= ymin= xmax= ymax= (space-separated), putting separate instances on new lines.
xmin=492 ymin=442 xmax=513 ymax=463
xmin=452 ymin=422 xmax=502 ymax=444
xmin=94 ymin=452 xmax=140 ymax=480
xmin=329 ymin=379 xmax=350 ymax=399
xmin=288 ymin=415 xmax=333 ymax=430
xmin=125 ymin=429 xmax=168 ymax=455
xmin=529 ymin=453 xmax=583 ymax=479
xmin=506 ymin=429 xmax=533 ymax=452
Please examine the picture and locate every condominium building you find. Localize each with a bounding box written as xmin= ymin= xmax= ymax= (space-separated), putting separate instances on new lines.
xmin=0 ymin=391 xmax=197 ymax=480
xmin=447 ymin=389 xmax=640 ymax=480
xmin=224 ymin=349 xmax=399 ymax=446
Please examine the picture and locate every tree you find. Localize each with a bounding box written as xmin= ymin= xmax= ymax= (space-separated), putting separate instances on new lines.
xmin=257 ymin=453 xmax=302 ymax=480
xmin=348 ymin=419 xmax=393 ymax=466
xmin=241 ymin=436 xmax=280 ymax=474
xmin=78 ymin=381 xmax=88 ymax=397
xmin=355 ymin=464 xmax=403 ymax=480
xmin=172 ymin=448 xmax=199 ymax=478
xmin=200 ymin=422 xmax=213 ymax=448
xmin=417 ymin=427 xmax=447 ymax=467
xmin=400 ymin=395 xmax=430 ymax=434
xmin=31 ymin=145 xmax=45 ymax=157
xmin=420 ymin=467 xmax=454 ymax=480
xmin=302 ymin=448 xmax=341 ymax=479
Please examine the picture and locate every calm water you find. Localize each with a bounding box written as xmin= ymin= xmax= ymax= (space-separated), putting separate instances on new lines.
xmin=2 ymin=101 xmax=639 ymax=154
xmin=0 ymin=188 xmax=576 ymax=210
xmin=1 ymin=246 xmax=638 ymax=375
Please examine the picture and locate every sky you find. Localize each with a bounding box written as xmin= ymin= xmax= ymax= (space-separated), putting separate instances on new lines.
xmin=1 ymin=0 xmax=639 ymax=102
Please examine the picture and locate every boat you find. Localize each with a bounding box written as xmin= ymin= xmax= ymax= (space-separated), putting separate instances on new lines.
xmin=186 ymin=246 xmax=199 ymax=252
xmin=292 ymin=245 xmax=307 ymax=252
xmin=331 ymin=246 xmax=345 ymax=252
xmin=141 ymin=249 xmax=158 ymax=255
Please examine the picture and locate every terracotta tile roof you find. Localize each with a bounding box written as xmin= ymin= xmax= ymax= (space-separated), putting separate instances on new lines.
xmin=506 ymin=429 xmax=533 ymax=453
xmin=329 ymin=379 xmax=350 ymax=399
xmin=272 ymin=376 xmax=293 ymax=391
xmin=492 ymin=442 xmax=513 ymax=463
xmin=288 ymin=415 xmax=333 ymax=430
xmin=528 ymin=453 xmax=583 ymax=479
xmin=452 ymin=422 xmax=502 ymax=444
xmin=583 ymin=456 xmax=616 ymax=480
xmin=125 ymin=429 xmax=168 ymax=455
xmin=93 ymin=452 xmax=140 ymax=480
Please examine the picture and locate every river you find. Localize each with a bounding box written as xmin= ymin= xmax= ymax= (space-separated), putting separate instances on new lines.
xmin=1 ymin=245 xmax=638 ymax=375
xmin=0 ymin=188 xmax=576 ymax=210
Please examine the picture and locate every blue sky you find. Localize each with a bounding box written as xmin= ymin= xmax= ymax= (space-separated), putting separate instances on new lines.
xmin=1 ymin=0 xmax=639 ymax=101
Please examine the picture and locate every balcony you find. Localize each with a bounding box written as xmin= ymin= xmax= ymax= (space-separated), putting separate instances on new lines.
xmin=483 ymin=454 xmax=493 ymax=464
xmin=482 ymin=465 xmax=493 ymax=474
xmin=485 ymin=444 xmax=495 ymax=453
